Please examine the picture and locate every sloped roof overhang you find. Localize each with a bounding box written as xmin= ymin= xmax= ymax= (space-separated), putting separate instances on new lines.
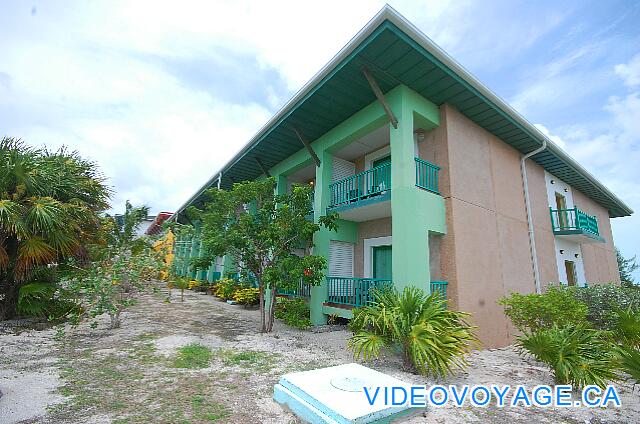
xmin=175 ymin=5 xmax=632 ymax=220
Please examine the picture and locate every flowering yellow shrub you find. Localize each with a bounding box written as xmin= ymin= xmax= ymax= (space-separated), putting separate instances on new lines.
xmin=233 ymin=288 xmax=260 ymax=306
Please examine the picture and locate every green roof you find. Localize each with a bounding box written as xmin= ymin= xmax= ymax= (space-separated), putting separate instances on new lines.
xmin=175 ymin=5 xmax=632 ymax=219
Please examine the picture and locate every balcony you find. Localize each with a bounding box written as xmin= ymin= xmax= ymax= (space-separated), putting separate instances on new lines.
xmin=415 ymin=158 xmax=440 ymax=194
xmin=328 ymin=163 xmax=391 ymax=219
xmin=550 ymin=207 xmax=604 ymax=243
xmin=326 ymin=277 xmax=392 ymax=308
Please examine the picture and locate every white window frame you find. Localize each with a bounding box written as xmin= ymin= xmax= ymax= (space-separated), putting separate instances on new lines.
xmin=364 ymin=146 xmax=391 ymax=170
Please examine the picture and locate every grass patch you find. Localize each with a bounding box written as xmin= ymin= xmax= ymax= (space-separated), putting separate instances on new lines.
xmin=215 ymin=348 xmax=280 ymax=373
xmin=173 ymin=343 xmax=213 ymax=369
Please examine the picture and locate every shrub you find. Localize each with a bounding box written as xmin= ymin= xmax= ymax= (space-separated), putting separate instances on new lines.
xmin=499 ymin=285 xmax=588 ymax=332
xmin=213 ymin=278 xmax=243 ymax=301
xmin=16 ymin=282 xmax=78 ymax=320
xmin=63 ymin=248 xmax=163 ymax=329
xmin=274 ymin=297 xmax=311 ymax=328
xmin=349 ymin=287 xmax=477 ymax=377
xmin=233 ymin=288 xmax=260 ymax=306
xmin=187 ymin=280 xmax=201 ymax=290
xmin=618 ymin=345 xmax=640 ymax=386
xmin=517 ymin=326 xmax=619 ymax=389
xmin=572 ymin=283 xmax=640 ymax=330
xmin=611 ymin=307 xmax=640 ymax=348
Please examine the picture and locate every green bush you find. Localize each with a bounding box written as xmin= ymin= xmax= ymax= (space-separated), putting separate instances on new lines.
xmin=16 ymin=282 xmax=77 ymax=320
xmin=611 ymin=307 xmax=640 ymax=348
xmin=618 ymin=345 xmax=640 ymax=386
xmin=499 ymin=285 xmax=588 ymax=332
xmin=572 ymin=283 xmax=640 ymax=330
xmin=274 ymin=297 xmax=311 ymax=328
xmin=349 ymin=287 xmax=478 ymax=377
xmin=517 ymin=326 xmax=619 ymax=389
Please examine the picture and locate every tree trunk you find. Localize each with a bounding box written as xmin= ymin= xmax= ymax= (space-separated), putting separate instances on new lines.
xmin=266 ymin=285 xmax=277 ymax=332
xmin=0 ymin=278 xmax=20 ymax=321
xmin=258 ymin=277 xmax=266 ymax=333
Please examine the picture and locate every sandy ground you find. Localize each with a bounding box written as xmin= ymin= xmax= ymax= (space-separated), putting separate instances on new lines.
xmin=0 ymin=285 xmax=638 ymax=423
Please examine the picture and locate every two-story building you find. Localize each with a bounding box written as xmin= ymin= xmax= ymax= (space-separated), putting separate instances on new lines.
xmin=170 ymin=6 xmax=632 ymax=347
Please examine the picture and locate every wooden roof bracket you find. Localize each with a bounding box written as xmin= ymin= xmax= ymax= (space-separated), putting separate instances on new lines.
xmin=362 ymin=67 xmax=398 ymax=129
xmin=254 ymin=157 xmax=271 ymax=177
xmin=292 ymin=127 xmax=321 ymax=167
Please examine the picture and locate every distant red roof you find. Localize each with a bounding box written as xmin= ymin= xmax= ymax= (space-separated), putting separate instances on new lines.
xmin=145 ymin=212 xmax=174 ymax=235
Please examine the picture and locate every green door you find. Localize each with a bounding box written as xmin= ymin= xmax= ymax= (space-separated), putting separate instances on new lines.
xmin=372 ymin=245 xmax=392 ymax=280
xmin=372 ymin=155 xmax=391 ymax=168
xmin=371 ymin=155 xmax=391 ymax=194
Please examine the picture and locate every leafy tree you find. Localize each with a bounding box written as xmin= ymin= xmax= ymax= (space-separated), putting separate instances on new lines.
xmin=349 ymin=287 xmax=478 ymax=377
xmin=617 ymin=248 xmax=639 ymax=288
xmin=192 ymin=178 xmax=336 ymax=332
xmin=0 ymin=137 xmax=110 ymax=320
xmin=62 ymin=247 xmax=163 ymax=329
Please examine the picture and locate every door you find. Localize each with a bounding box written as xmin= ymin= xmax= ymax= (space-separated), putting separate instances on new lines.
xmin=565 ymin=260 xmax=577 ymax=286
xmin=371 ymin=155 xmax=391 ymax=194
xmin=372 ymin=245 xmax=392 ymax=280
xmin=555 ymin=193 xmax=568 ymax=229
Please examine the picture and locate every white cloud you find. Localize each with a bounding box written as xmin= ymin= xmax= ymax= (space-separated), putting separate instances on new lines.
xmin=615 ymin=53 xmax=640 ymax=87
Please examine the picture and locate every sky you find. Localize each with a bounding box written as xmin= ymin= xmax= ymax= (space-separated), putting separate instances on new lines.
xmin=1 ymin=0 xmax=639 ymax=273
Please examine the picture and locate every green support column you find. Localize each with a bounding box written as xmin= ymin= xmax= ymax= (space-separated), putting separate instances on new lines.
xmin=389 ymin=89 xmax=430 ymax=292
xmin=221 ymin=254 xmax=233 ymax=277
xmin=310 ymin=150 xmax=333 ymax=325
xmin=189 ymin=235 xmax=198 ymax=280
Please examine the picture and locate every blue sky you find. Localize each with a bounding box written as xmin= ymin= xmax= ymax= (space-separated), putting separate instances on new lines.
xmin=1 ymin=1 xmax=639 ymax=275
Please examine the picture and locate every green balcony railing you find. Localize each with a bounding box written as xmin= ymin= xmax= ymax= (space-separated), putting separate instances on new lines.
xmin=550 ymin=207 xmax=599 ymax=236
xmin=430 ymin=280 xmax=448 ymax=301
xmin=277 ymin=279 xmax=311 ymax=298
xmin=326 ymin=277 xmax=392 ymax=307
xmin=329 ymin=163 xmax=391 ymax=209
xmin=415 ymin=157 xmax=440 ymax=194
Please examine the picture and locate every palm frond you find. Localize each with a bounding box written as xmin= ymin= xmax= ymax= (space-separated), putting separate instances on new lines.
xmin=15 ymin=237 xmax=56 ymax=280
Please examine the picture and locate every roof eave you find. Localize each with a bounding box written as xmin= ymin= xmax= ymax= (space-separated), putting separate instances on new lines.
xmin=174 ymin=4 xmax=632 ymax=219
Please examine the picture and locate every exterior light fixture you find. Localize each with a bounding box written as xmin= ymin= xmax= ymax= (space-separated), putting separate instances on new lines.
xmin=550 ymin=179 xmax=555 ymax=184
xmin=560 ymin=249 xmax=565 ymax=254
xmin=574 ymin=254 xmax=579 ymax=258
xmin=564 ymin=188 xmax=569 ymax=192
xmin=414 ymin=128 xmax=427 ymax=142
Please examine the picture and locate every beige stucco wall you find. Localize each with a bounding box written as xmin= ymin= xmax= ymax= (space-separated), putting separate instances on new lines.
xmin=438 ymin=103 xmax=621 ymax=347
xmin=354 ymin=217 xmax=392 ymax=278
xmin=438 ymin=104 xmax=551 ymax=347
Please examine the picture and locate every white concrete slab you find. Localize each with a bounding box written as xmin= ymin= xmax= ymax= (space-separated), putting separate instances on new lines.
xmin=274 ymin=363 xmax=420 ymax=424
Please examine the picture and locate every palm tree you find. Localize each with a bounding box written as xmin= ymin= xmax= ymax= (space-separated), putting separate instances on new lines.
xmin=0 ymin=137 xmax=110 ymax=319
xmin=105 ymin=200 xmax=150 ymax=249
xmin=349 ymin=286 xmax=478 ymax=377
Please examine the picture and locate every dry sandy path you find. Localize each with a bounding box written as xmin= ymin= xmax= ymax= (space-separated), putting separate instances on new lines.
xmin=0 ymin=285 xmax=638 ymax=423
